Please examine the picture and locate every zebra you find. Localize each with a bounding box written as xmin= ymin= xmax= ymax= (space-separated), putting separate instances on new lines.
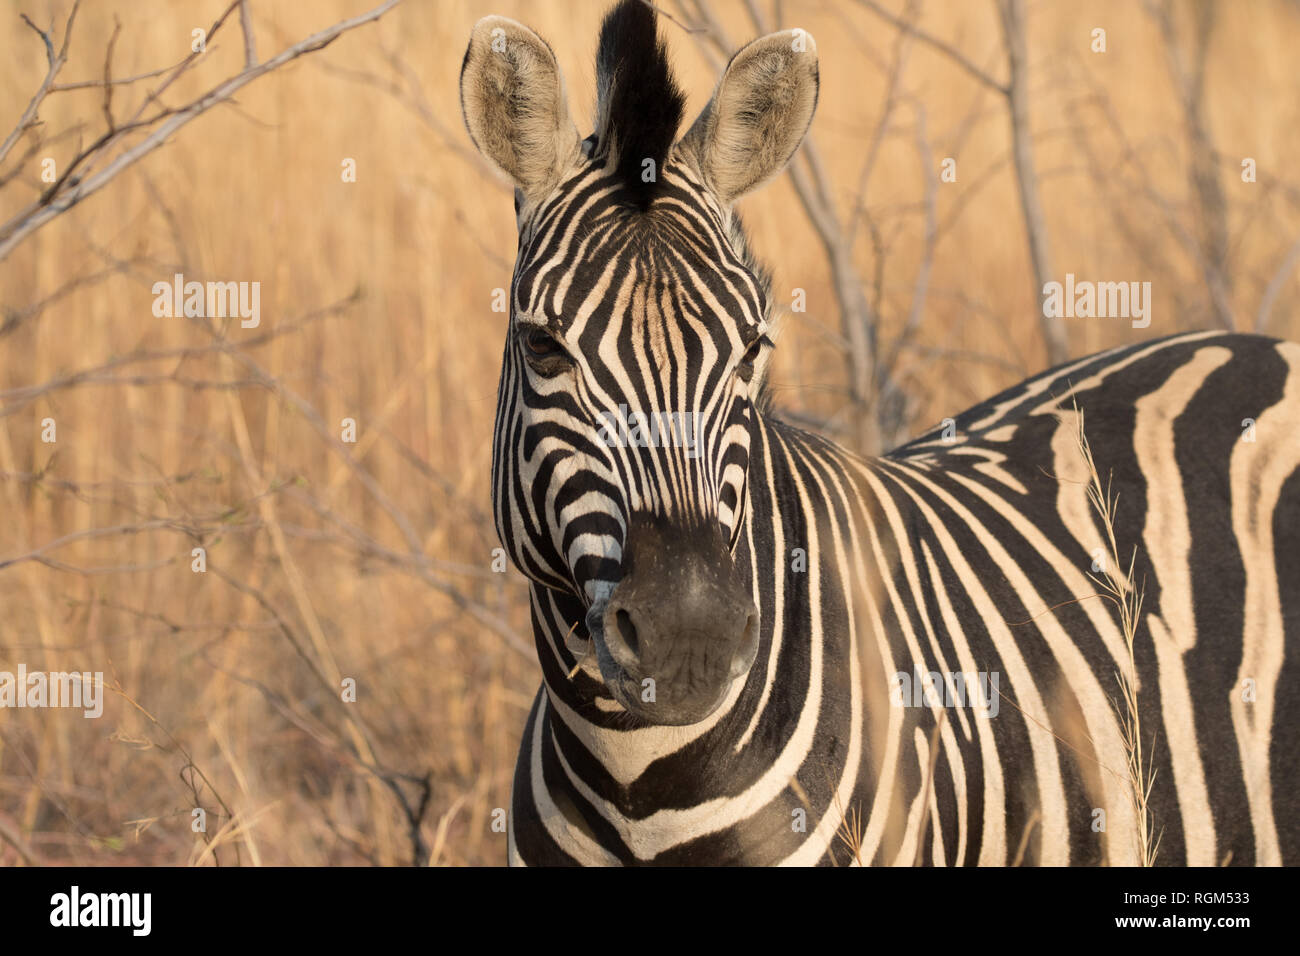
xmin=458 ymin=0 xmax=1300 ymax=865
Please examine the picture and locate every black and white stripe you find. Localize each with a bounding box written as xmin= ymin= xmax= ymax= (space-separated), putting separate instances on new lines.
xmin=460 ymin=1 xmax=1300 ymax=866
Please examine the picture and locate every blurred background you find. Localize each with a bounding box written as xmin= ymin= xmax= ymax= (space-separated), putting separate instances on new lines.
xmin=1 ymin=0 xmax=1298 ymax=865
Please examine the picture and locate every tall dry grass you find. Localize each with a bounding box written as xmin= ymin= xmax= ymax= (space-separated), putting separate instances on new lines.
xmin=1 ymin=0 xmax=1299 ymax=865
xmin=1074 ymin=406 xmax=1161 ymax=866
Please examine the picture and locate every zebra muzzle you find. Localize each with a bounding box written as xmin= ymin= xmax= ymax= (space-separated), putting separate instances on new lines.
xmin=587 ymin=513 xmax=760 ymax=725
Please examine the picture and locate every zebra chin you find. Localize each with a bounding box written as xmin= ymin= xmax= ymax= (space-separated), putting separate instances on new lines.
xmin=581 ymin=514 xmax=760 ymax=726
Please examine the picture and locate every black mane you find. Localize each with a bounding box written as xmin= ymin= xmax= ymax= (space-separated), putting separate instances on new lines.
xmin=596 ymin=0 xmax=686 ymax=210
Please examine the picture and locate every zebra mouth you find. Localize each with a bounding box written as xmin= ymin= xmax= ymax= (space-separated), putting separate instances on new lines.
xmin=583 ymin=592 xmax=757 ymax=726
xmin=576 ymin=512 xmax=760 ymax=725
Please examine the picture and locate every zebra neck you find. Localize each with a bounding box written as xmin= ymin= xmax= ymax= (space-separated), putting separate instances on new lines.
xmin=526 ymin=411 xmax=884 ymax=800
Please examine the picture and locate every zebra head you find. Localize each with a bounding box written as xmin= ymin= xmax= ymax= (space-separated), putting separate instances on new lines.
xmin=460 ymin=0 xmax=819 ymax=725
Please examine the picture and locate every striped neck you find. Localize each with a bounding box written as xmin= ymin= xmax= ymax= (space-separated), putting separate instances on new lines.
xmin=526 ymin=410 xmax=875 ymax=813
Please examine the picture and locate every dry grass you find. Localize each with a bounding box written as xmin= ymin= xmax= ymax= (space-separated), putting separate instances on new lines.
xmin=835 ymin=799 xmax=865 ymax=865
xmin=1074 ymin=405 xmax=1162 ymax=866
xmin=1 ymin=0 xmax=1298 ymax=866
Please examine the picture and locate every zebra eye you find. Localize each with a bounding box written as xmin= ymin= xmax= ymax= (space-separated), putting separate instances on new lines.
xmin=525 ymin=329 xmax=560 ymax=355
xmin=519 ymin=327 xmax=569 ymax=372
xmin=738 ymin=336 xmax=766 ymax=382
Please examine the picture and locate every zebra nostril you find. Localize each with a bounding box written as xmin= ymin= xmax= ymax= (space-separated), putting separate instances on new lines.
xmin=614 ymin=608 xmax=640 ymax=661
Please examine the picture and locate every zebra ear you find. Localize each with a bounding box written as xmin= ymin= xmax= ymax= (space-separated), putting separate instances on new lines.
xmin=680 ymin=29 xmax=819 ymax=205
xmin=460 ymin=16 xmax=582 ymax=204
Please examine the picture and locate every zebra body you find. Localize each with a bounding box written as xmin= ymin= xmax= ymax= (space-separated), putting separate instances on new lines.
xmin=459 ymin=2 xmax=1300 ymax=865
xmin=511 ymin=330 xmax=1300 ymax=865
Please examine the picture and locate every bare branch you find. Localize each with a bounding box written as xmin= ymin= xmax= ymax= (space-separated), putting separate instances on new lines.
xmin=855 ymin=0 xmax=1008 ymax=94
xmin=0 ymin=0 xmax=402 ymax=262
xmin=50 ymin=63 xmax=180 ymax=93
xmin=316 ymin=49 xmax=507 ymax=191
xmin=999 ymin=0 xmax=1068 ymax=364
xmin=1147 ymin=0 xmax=1235 ymax=329
xmin=101 ymin=18 xmax=122 ymax=134
xmin=1256 ymin=236 xmax=1300 ymax=333
xmin=844 ymin=0 xmax=915 ymax=248
xmin=0 ymin=1 xmax=83 ymax=166
xmin=19 ymin=13 xmax=56 ymax=66
xmin=240 ymin=0 xmax=260 ymax=68
xmin=881 ymin=100 xmax=938 ymax=392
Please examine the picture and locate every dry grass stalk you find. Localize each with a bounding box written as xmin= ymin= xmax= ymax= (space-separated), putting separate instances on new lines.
xmin=911 ymin=709 xmax=947 ymax=866
xmin=1010 ymin=808 xmax=1042 ymax=866
xmin=1072 ymin=404 xmax=1161 ymax=866
xmin=835 ymin=800 xmax=866 ymax=866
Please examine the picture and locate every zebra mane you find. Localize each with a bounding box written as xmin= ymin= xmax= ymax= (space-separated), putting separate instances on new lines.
xmin=593 ymin=0 xmax=686 ymax=210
